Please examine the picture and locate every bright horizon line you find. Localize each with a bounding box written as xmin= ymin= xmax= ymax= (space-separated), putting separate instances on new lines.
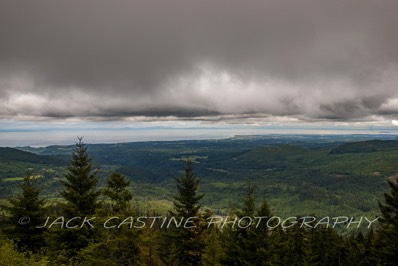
xmin=1 ymin=126 xmax=398 ymax=148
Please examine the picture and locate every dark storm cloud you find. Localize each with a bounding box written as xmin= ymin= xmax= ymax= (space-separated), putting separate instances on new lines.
xmin=1 ymin=0 xmax=398 ymax=122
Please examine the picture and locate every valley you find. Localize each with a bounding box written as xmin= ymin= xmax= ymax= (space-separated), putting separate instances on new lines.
xmin=1 ymin=134 xmax=398 ymax=222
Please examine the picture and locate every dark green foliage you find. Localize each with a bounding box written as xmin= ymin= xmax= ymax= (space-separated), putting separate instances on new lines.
xmin=224 ymin=180 xmax=258 ymax=265
xmin=3 ymin=135 xmax=398 ymax=217
xmin=254 ymin=200 xmax=273 ymax=264
xmin=3 ymin=136 xmax=398 ymax=264
xmin=330 ymin=139 xmax=398 ymax=154
xmin=140 ymin=226 xmax=162 ymax=265
xmin=48 ymin=137 xmax=101 ymax=260
xmin=378 ymin=178 xmax=398 ymax=264
xmin=241 ymin=180 xmax=256 ymax=217
xmin=343 ymin=230 xmax=380 ymax=265
xmin=0 ymin=237 xmax=49 ymax=265
xmin=60 ymin=137 xmax=100 ymax=217
xmin=306 ymin=225 xmax=342 ymax=266
xmin=224 ymin=182 xmax=273 ymax=266
xmin=171 ymin=159 xmax=204 ymax=218
xmin=78 ymin=227 xmax=141 ymax=266
xmin=103 ymin=172 xmax=133 ymax=214
xmin=164 ymin=159 xmax=206 ymax=265
xmin=202 ymin=228 xmax=225 ymax=266
xmin=78 ymin=172 xmax=141 ymax=265
xmin=2 ymin=170 xmax=47 ymax=252
xmin=284 ymin=225 xmax=307 ymax=266
xmin=0 ymin=147 xmax=62 ymax=165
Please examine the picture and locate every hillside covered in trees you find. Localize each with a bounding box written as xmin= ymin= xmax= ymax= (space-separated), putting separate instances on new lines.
xmin=0 ymin=136 xmax=398 ymax=265
xmin=2 ymin=134 xmax=398 ymax=218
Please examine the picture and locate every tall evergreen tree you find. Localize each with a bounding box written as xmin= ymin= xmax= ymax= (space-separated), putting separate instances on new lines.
xmin=306 ymin=225 xmax=341 ymax=265
xmin=103 ymin=172 xmax=133 ymax=214
xmin=284 ymin=221 xmax=307 ymax=266
xmin=60 ymin=137 xmax=100 ymax=217
xmin=79 ymin=171 xmax=140 ymax=265
xmin=241 ymin=180 xmax=256 ymax=217
xmin=140 ymin=225 xmax=162 ymax=266
xmin=164 ymin=159 xmax=206 ymax=265
xmin=3 ymin=170 xmax=47 ymax=252
xmin=224 ymin=179 xmax=259 ymax=265
xmin=49 ymin=137 xmax=101 ymax=262
xmin=378 ymin=178 xmax=398 ymax=264
xmin=172 ymin=159 xmax=204 ymax=218
xmin=202 ymin=228 xmax=225 ymax=266
xmin=254 ymin=200 xmax=272 ymax=264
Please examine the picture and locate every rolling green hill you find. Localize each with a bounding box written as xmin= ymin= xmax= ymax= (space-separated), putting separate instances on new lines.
xmin=0 ymin=148 xmax=65 ymax=198
xmin=330 ymin=139 xmax=398 ymax=154
xmin=2 ymin=135 xmax=398 ymax=222
xmin=0 ymin=147 xmax=63 ymax=164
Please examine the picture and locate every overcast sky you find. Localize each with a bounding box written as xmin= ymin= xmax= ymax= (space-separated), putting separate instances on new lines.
xmin=1 ymin=0 xmax=398 ymax=144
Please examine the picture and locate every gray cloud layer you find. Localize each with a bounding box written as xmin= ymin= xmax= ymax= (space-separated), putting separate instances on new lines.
xmin=1 ymin=0 xmax=398 ymax=122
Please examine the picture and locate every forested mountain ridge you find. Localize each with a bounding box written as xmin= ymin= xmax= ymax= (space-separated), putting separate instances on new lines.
xmin=330 ymin=139 xmax=398 ymax=154
xmin=0 ymin=147 xmax=64 ymax=165
xmin=1 ymin=137 xmax=398 ymax=265
xmin=1 ymin=135 xmax=398 ymax=218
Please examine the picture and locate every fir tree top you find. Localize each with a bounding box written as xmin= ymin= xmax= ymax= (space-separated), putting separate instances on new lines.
xmin=171 ymin=159 xmax=204 ymax=219
xmin=60 ymin=137 xmax=100 ymax=217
